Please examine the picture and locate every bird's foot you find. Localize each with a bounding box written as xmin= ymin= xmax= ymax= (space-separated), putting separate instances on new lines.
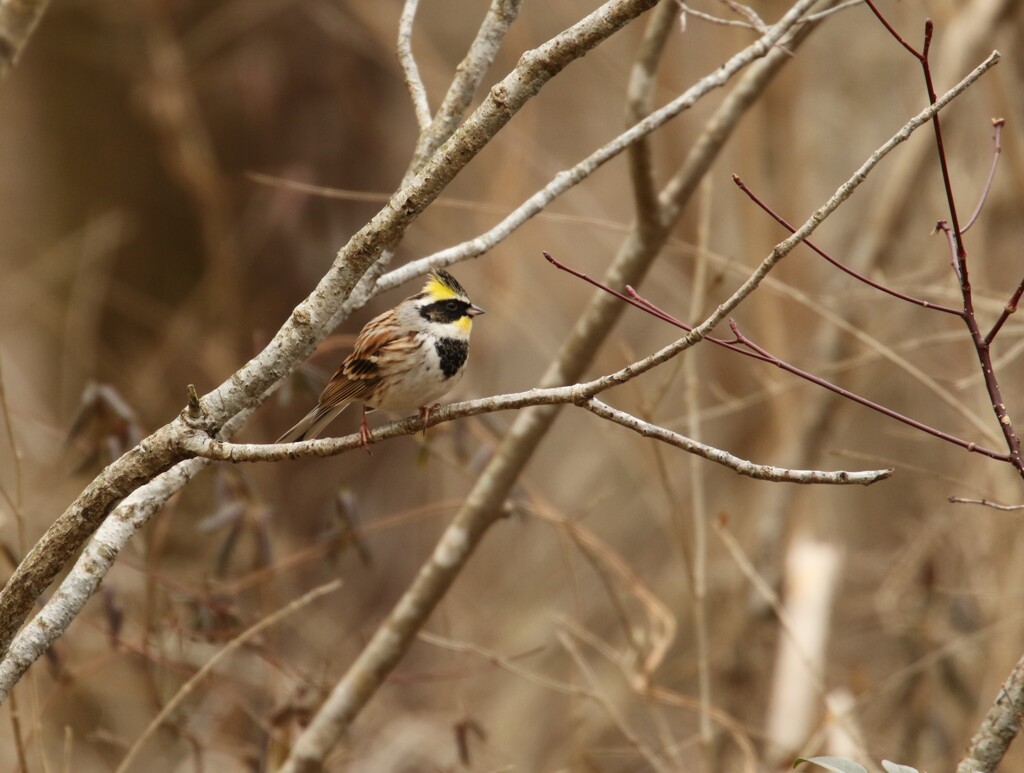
xmin=359 ymin=408 xmax=373 ymax=455
xmin=418 ymin=404 xmax=440 ymax=436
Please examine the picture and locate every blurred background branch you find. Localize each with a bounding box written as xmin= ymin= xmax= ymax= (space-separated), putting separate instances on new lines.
xmin=0 ymin=0 xmax=50 ymax=80
xmin=0 ymin=0 xmax=1022 ymax=770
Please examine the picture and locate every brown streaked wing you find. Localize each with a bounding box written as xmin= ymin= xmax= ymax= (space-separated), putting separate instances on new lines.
xmin=345 ymin=330 xmax=423 ymax=380
xmin=316 ymin=325 xmax=421 ymax=409
xmin=316 ymin=370 xmax=377 ymax=408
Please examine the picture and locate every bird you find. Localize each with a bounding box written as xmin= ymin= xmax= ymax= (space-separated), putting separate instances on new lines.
xmin=277 ymin=268 xmax=484 ymax=447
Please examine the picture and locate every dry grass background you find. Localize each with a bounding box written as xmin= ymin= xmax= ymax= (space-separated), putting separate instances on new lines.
xmin=1 ymin=0 xmax=1024 ymax=770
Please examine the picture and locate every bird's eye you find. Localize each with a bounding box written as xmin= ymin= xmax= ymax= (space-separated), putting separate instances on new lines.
xmin=446 ymin=300 xmax=459 ymax=310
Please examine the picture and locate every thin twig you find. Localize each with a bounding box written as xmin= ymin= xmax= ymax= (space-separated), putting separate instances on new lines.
xmin=583 ymin=400 xmax=892 ymax=484
xmin=962 ymin=118 xmax=1004 ymax=234
xmin=0 ymin=0 xmax=664 ymax=665
xmin=677 ymin=2 xmax=759 ymax=30
xmin=548 ymin=250 xmax=1009 ymax=458
xmin=418 ymin=631 xmax=580 ymax=697
xmin=276 ymin=44 xmax=998 ymax=771
xmin=947 ymin=496 xmax=1024 ymax=511
xmin=732 ymin=175 xmax=963 ymax=316
xmin=408 ymin=0 xmax=524 ymax=172
xmin=397 ymin=0 xmax=432 ymax=132
xmin=864 ymin=3 xmax=966 ymax=260
xmin=115 ymin=580 xmax=342 ymax=773
xmin=801 ymin=0 xmax=864 ymax=22
xmin=728 ymin=319 xmax=1010 ymax=461
xmin=717 ymin=0 xmax=768 ymax=32
xmin=557 ymin=631 xmax=673 ymax=772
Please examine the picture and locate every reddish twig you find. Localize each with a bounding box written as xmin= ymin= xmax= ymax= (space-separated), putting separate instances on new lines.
xmin=542 ymin=251 xmax=772 ymax=364
xmin=863 ymin=2 xmax=964 ymax=261
xmin=985 ymin=274 xmax=1024 ymax=346
xmin=828 ymin=3 xmax=1022 ymax=476
xmin=543 ymin=252 xmax=1011 ymax=463
xmin=725 ymin=320 xmax=1009 ymax=461
xmin=963 ymin=118 xmax=1004 ymax=234
xmin=732 ymin=175 xmax=962 ymax=316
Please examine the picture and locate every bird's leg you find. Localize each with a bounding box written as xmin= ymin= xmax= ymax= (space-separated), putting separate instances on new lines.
xmin=359 ymin=405 xmax=373 ymax=454
xmin=418 ymin=403 xmax=440 ymax=436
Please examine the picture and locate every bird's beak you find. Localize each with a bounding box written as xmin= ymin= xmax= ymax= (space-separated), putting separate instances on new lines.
xmin=467 ymin=304 xmax=485 ymax=317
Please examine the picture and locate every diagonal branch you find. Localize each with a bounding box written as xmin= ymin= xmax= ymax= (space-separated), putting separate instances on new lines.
xmin=0 ymin=0 xmax=661 ymax=662
xmin=582 ymin=400 xmax=891 ymax=484
xmin=408 ymin=0 xmax=524 ymax=172
xmin=956 ymin=653 xmax=1024 ymax=773
xmin=279 ymin=32 xmax=996 ymax=771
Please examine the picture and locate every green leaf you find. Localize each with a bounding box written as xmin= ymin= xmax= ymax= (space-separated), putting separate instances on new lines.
xmin=793 ymin=757 xmax=869 ymax=773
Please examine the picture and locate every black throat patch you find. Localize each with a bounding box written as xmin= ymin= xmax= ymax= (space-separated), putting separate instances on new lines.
xmin=434 ymin=338 xmax=469 ymax=378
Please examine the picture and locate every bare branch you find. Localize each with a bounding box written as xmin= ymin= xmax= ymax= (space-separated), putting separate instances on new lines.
xmin=409 ymin=0 xmax=525 ymax=171
xmin=947 ymin=496 xmax=1024 ymax=511
xmin=962 ymin=117 xmax=1004 ymax=234
xmin=278 ymin=24 xmax=999 ymax=773
xmin=677 ymin=2 xmax=760 ymax=31
xmin=732 ymin=175 xmax=963 ymax=316
xmin=625 ymin=0 xmax=677 ymax=232
xmin=0 ymin=457 xmax=206 ymax=702
xmin=558 ymin=630 xmax=674 ymax=772
xmin=397 ymin=0 xmax=432 ymax=131
xmin=583 ymin=400 xmax=891 ymax=484
xmin=0 ymin=0 xmax=661 ymax=661
xmin=179 ymin=387 xmax=894 ymax=483
xmin=957 ymin=653 xmax=1024 ymax=773
xmin=115 ymin=580 xmax=342 ymax=773
xmin=378 ymin=0 xmax=825 ymax=295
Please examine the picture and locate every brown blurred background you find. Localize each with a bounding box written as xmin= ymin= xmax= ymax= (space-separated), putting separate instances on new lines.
xmin=1 ymin=0 xmax=1024 ymax=770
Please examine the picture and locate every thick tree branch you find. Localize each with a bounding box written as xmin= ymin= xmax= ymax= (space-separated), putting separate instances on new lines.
xmin=281 ymin=11 xmax=990 ymax=767
xmin=0 ymin=0 xmax=659 ymax=661
xmin=956 ymin=653 xmax=1024 ymax=773
xmin=0 ymin=456 xmax=206 ymax=702
xmin=0 ymin=426 xmax=182 ymax=657
xmin=408 ymin=0 xmax=524 ymax=172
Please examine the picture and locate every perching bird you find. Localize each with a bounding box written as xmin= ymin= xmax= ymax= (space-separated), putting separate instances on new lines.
xmin=277 ymin=269 xmax=484 ymax=447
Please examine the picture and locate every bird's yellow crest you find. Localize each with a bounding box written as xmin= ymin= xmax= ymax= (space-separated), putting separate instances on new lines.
xmin=424 ymin=269 xmax=466 ymax=301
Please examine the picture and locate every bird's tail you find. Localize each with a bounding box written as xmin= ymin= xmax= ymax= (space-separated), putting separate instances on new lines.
xmin=276 ymin=402 xmax=351 ymax=443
